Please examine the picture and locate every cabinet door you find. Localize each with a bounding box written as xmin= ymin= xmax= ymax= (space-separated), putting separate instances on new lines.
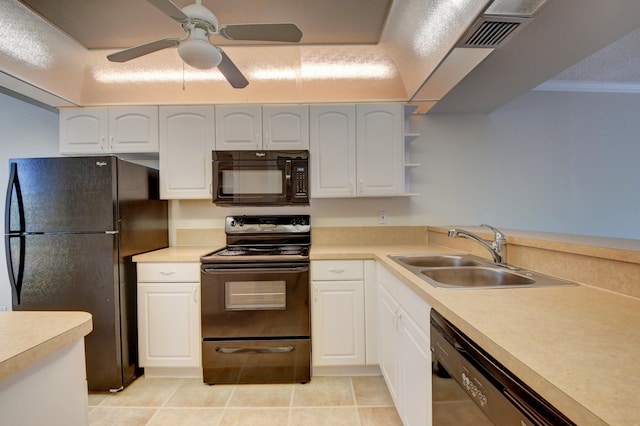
xmin=399 ymin=307 xmax=432 ymax=426
xmin=108 ymin=106 xmax=159 ymax=152
xmin=312 ymin=280 xmax=365 ymax=366
xmin=138 ymin=282 xmax=201 ymax=368
xmin=215 ymin=105 xmax=261 ymax=150
xmin=377 ymin=282 xmax=401 ymax=404
xmin=309 ymin=105 xmax=356 ymax=197
xmin=356 ymin=104 xmax=404 ymax=196
xmin=159 ymin=106 xmax=215 ymax=199
xmin=59 ymin=108 xmax=108 ymax=154
xmin=263 ymin=106 xmax=309 ymax=150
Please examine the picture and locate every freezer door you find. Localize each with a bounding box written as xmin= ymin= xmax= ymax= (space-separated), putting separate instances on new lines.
xmin=7 ymin=157 xmax=117 ymax=233
xmin=9 ymin=232 xmax=133 ymax=391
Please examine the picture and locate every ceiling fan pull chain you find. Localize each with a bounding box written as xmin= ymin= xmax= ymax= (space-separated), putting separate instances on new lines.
xmin=182 ymin=60 xmax=186 ymax=90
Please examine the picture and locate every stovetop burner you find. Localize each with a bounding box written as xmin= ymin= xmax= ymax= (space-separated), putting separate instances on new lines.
xmin=200 ymin=215 xmax=311 ymax=264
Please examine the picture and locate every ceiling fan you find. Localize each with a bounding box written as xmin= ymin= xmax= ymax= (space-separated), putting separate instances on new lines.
xmin=106 ymin=0 xmax=303 ymax=88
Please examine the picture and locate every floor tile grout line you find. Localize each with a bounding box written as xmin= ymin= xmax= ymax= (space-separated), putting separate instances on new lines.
xmin=143 ymin=378 xmax=184 ymax=425
xmin=349 ymin=377 xmax=364 ymax=426
xmin=288 ymin=382 xmax=295 ymax=426
xmin=217 ymin=383 xmax=237 ymax=426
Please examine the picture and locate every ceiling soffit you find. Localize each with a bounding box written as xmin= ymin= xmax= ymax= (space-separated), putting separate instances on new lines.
xmin=19 ymin=0 xmax=393 ymax=47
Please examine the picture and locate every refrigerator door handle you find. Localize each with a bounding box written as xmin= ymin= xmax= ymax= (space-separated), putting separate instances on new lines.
xmin=4 ymin=163 xmax=26 ymax=304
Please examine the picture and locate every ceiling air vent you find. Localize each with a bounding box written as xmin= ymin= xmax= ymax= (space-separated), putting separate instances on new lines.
xmin=458 ymin=16 xmax=531 ymax=48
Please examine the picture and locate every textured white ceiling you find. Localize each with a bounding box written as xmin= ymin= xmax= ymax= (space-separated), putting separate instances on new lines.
xmin=552 ymin=26 xmax=640 ymax=82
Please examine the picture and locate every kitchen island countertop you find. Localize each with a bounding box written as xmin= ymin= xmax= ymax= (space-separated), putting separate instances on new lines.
xmin=0 ymin=311 xmax=92 ymax=380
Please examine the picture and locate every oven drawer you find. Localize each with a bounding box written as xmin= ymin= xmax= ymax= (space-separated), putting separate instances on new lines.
xmin=137 ymin=262 xmax=200 ymax=282
xmin=311 ymin=260 xmax=363 ymax=281
xmin=202 ymin=338 xmax=310 ymax=384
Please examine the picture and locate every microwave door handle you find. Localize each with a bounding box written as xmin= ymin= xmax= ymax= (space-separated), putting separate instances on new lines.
xmin=285 ymin=160 xmax=292 ymax=200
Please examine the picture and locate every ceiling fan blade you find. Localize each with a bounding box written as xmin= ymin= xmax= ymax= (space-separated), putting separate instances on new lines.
xmin=220 ymin=23 xmax=303 ymax=42
xmin=146 ymin=0 xmax=189 ymax=24
xmin=107 ymin=38 xmax=180 ymax=62
xmin=217 ymin=49 xmax=249 ymax=89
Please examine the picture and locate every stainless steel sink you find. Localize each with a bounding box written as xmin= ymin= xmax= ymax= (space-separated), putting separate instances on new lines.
xmin=390 ymin=254 xmax=482 ymax=268
xmin=388 ymin=253 xmax=576 ymax=290
xmin=420 ymin=267 xmax=535 ymax=288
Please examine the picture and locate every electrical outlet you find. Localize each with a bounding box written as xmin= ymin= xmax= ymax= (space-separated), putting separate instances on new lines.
xmin=378 ymin=210 xmax=387 ymax=224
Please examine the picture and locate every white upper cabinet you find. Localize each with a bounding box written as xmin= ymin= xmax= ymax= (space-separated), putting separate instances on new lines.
xmin=310 ymin=104 xmax=404 ymax=198
xmin=159 ymin=106 xmax=215 ymax=199
xmin=60 ymin=107 xmax=158 ymax=154
xmin=262 ymin=105 xmax=309 ymax=150
xmin=214 ymin=105 xmax=262 ymax=150
xmin=356 ymin=104 xmax=404 ymax=196
xmin=215 ymin=105 xmax=309 ymax=150
xmin=310 ymin=105 xmax=357 ymax=197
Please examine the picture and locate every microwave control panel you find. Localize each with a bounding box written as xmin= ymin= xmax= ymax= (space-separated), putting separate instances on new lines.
xmin=294 ymin=165 xmax=308 ymax=198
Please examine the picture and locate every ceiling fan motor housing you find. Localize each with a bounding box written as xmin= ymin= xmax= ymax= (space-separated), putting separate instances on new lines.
xmin=181 ymin=3 xmax=219 ymax=34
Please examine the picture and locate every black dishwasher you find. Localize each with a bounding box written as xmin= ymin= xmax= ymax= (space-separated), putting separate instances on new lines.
xmin=430 ymin=310 xmax=575 ymax=426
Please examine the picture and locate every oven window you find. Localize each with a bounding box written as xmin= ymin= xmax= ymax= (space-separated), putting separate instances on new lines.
xmin=221 ymin=169 xmax=283 ymax=195
xmin=225 ymin=280 xmax=286 ymax=310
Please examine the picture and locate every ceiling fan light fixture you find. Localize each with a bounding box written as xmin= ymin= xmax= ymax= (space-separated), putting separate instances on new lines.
xmin=178 ymin=30 xmax=221 ymax=69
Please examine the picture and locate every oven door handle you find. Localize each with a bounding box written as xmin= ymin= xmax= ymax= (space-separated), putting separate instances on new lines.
xmin=202 ymin=266 xmax=309 ymax=273
xmin=216 ymin=345 xmax=297 ymax=354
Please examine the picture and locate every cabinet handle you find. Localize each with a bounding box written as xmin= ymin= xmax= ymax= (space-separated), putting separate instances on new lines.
xmin=159 ymin=271 xmax=176 ymax=275
xmin=193 ymin=287 xmax=198 ymax=303
xmin=314 ymin=284 xmax=318 ymax=302
xmin=359 ymin=178 xmax=363 ymax=193
xmin=393 ymin=309 xmax=402 ymax=329
xmin=329 ymin=268 xmax=346 ymax=273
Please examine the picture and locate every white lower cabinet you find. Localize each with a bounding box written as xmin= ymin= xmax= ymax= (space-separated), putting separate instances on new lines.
xmin=311 ymin=260 xmax=365 ymax=366
xmin=377 ymin=263 xmax=432 ymax=426
xmin=378 ymin=281 xmax=401 ymax=402
xmin=137 ymin=263 xmax=201 ymax=375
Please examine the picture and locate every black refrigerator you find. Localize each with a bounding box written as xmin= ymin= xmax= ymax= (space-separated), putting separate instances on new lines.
xmin=4 ymin=156 xmax=168 ymax=391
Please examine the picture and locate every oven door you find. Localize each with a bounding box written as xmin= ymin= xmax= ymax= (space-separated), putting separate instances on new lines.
xmin=200 ymin=263 xmax=310 ymax=339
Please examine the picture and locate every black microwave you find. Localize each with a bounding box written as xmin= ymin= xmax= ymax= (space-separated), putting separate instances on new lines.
xmin=212 ymin=150 xmax=309 ymax=206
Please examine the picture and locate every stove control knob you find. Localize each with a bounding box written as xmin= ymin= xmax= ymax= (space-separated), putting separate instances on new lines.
xmin=291 ymin=217 xmax=306 ymax=226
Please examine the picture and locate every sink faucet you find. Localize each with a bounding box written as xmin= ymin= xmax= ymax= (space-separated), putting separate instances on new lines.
xmin=447 ymin=224 xmax=506 ymax=264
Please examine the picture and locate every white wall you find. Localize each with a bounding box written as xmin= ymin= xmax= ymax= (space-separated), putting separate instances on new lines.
xmin=409 ymin=90 xmax=640 ymax=239
xmin=0 ymin=93 xmax=60 ymax=310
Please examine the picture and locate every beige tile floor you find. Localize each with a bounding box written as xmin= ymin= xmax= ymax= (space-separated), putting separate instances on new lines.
xmin=88 ymin=375 xmax=402 ymax=426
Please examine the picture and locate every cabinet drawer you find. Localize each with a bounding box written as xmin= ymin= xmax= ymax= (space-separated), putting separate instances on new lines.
xmin=311 ymin=260 xmax=363 ymax=281
xmin=137 ymin=262 xmax=200 ymax=282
